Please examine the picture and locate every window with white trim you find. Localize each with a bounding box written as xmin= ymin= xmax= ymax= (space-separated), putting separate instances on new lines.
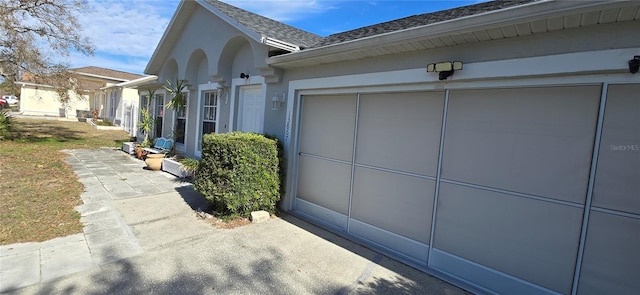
xmin=139 ymin=95 xmax=149 ymax=122
xmin=154 ymin=94 xmax=164 ymax=138
xmin=175 ymin=92 xmax=188 ymax=144
xmin=200 ymin=91 xmax=218 ymax=150
xmin=109 ymin=91 xmax=117 ymax=118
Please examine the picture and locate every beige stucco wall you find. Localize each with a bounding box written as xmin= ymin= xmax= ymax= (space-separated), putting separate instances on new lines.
xmin=19 ymin=85 xmax=90 ymax=118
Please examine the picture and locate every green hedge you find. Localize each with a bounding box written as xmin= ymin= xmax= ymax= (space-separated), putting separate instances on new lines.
xmin=195 ymin=132 xmax=281 ymax=216
xmin=0 ymin=110 xmax=13 ymax=140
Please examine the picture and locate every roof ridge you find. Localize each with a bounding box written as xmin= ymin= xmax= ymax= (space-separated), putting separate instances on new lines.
xmin=72 ymin=66 xmax=145 ymax=81
xmin=204 ymin=0 xmax=323 ymax=49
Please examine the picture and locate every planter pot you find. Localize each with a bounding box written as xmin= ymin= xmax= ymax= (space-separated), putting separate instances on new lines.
xmin=122 ymin=142 xmax=136 ymax=154
xmin=144 ymin=154 xmax=165 ymax=170
xmin=135 ymin=148 xmax=148 ymax=160
xmin=162 ymin=158 xmax=192 ymax=178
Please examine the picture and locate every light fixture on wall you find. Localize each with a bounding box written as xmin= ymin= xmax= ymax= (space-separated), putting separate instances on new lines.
xmin=272 ymin=91 xmax=286 ymax=111
xmin=426 ymin=61 xmax=463 ymax=80
xmin=216 ymin=84 xmax=229 ymax=104
xmin=629 ymin=56 xmax=640 ymax=74
xmin=240 ymin=73 xmax=250 ymax=79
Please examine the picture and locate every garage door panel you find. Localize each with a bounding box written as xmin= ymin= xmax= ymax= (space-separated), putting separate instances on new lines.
xmin=356 ymin=92 xmax=444 ymax=176
xmin=577 ymin=212 xmax=640 ymax=295
xmin=351 ymin=166 xmax=435 ymax=244
xmin=443 ymin=86 xmax=600 ymax=203
xmin=434 ymin=182 xmax=582 ymax=294
xmin=300 ymin=95 xmax=356 ymax=162
xmin=593 ymin=84 xmax=640 ymax=214
xmin=297 ymin=156 xmax=351 ymax=215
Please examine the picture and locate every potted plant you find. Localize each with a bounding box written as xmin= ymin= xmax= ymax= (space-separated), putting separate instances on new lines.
xmin=91 ymin=109 xmax=99 ymax=121
xmin=145 ymin=153 xmax=164 ymax=170
xmin=164 ymin=79 xmax=189 ymax=112
xmin=135 ymin=144 xmax=149 ymax=160
xmin=138 ymin=89 xmax=155 ymax=147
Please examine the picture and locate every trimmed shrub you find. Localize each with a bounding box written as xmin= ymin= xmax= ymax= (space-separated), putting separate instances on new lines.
xmin=264 ymin=133 xmax=286 ymax=197
xmin=0 ymin=109 xmax=13 ymax=140
xmin=195 ymin=132 xmax=280 ymax=216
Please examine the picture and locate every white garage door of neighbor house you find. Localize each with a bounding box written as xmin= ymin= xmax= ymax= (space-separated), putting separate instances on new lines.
xmin=239 ymin=86 xmax=264 ymax=133
xmin=294 ymin=85 xmax=639 ymax=294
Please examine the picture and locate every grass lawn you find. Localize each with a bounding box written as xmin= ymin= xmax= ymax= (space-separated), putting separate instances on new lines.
xmin=0 ymin=118 xmax=131 ymax=245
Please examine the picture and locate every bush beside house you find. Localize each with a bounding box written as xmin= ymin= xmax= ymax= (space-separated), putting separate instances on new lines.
xmin=195 ymin=132 xmax=281 ymax=217
xmin=0 ymin=110 xmax=13 ymax=140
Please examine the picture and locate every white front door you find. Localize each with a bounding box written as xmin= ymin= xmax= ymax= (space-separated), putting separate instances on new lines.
xmin=239 ymin=86 xmax=264 ymax=133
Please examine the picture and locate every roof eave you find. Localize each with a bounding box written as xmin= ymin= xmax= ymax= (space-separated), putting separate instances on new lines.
xmin=197 ymin=0 xmax=263 ymax=43
xmin=261 ymin=36 xmax=301 ymax=52
xmin=267 ymin=0 xmax=621 ymax=67
xmin=115 ymin=75 xmax=158 ymax=88
xmin=198 ymin=0 xmax=307 ymax=52
xmin=72 ymin=71 xmax=130 ymax=82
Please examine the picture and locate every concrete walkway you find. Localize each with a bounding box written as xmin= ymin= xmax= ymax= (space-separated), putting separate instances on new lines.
xmin=1 ymin=148 xmax=469 ymax=295
xmin=1 ymin=148 xmax=194 ymax=292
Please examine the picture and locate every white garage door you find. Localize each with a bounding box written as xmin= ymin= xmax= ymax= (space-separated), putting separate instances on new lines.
xmin=294 ymin=84 xmax=637 ymax=294
xmin=577 ymin=84 xmax=640 ymax=295
xmin=433 ymin=86 xmax=600 ymax=294
xmin=296 ymin=91 xmax=444 ymax=262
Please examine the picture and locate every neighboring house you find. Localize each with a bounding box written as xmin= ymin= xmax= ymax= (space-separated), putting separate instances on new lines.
xmin=142 ymin=1 xmax=640 ymax=294
xmin=18 ymin=67 xmax=145 ymax=133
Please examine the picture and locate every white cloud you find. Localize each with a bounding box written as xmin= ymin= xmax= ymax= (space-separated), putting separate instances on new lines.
xmin=80 ymin=0 xmax=177 ymax=58
xmin=65 ymin=0 xmax=338 ymax=73
xmin=57 ymin=0 xmax=180 ymax=73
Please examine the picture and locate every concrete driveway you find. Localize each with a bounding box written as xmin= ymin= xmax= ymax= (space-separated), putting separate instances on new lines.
xmin=1 ymin=148 xmax=469 ymax=295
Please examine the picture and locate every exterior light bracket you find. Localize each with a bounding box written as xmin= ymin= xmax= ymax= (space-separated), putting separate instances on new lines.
xmin=427 ymin=61 xmax=463 ymax=80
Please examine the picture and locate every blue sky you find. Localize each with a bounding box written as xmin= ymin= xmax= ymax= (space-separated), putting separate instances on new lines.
xmin=68 ymin=0 xmax=481 ymax=75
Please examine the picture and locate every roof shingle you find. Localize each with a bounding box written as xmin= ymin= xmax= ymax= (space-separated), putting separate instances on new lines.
xmin=312 ymin=0 xmax=539 ymax=48
xmin=72 ymin=66 xmax=145 ymax=81
xmin=205 ymin=0 xmax=323 ymax=48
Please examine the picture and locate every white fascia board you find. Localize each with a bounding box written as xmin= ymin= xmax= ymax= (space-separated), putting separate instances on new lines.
xmin=261 ymin=36 xmax=301 ymax=52
xmin=73 ymin=71 xmax=129 ymax=83
xmin=145 ymin=0 xmax=192 ymax=74
xmin=116 ymin=75 xmax=158 ymax=88
xmin=75 ymin=72 xmax=124 ymax=82
xmin=15 ymin=81 xmax=56 ymax=89
xmin=268 ymin=0 xmax=625 ymax=66
xmin=196 ymin=0 xmax=262 ymax=43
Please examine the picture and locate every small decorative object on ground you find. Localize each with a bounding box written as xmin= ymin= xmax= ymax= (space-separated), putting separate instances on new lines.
xmin=145 ymin=153 xmax=164 ymax=170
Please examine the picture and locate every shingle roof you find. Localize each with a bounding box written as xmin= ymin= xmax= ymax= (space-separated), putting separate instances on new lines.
xmin=311 ymin=0 xmax=539 ymax=48
xmin=204 ymin=0 xmax=323 ymax=49
xmin=72 ymin=66 xmax=145 ymax=81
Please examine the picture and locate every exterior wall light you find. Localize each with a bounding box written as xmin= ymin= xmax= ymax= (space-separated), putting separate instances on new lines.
xmin=427 ymin=61 xmax=463 ymax=80
xmin=240 ymin=73 xmax=250 ymax=79
xmin=629 ymin=56 xmax=639 ymax=74
xmin=272 ymin=91 xmax=286 ymax=111
xmin=216 ymin=85 xmax=229 ymax=104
